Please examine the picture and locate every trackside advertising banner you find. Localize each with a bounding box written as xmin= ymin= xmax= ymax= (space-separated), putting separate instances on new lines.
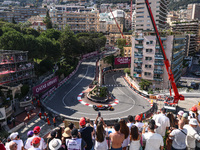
xmin=114 ymin=57 xmax=131 ymax=65
xmin=32 ymin=76 xmax=58 ymax=96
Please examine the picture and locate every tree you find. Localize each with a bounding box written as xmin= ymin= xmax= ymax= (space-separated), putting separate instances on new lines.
xmin=0 ymin=31 xmax=25 ymax=50
xmin=40 ymin=28 xmax=61 ymax=40
xmin=43 ymin=10 xmax=52 ymax=29
xmin=103 ymin=55 xmax=115 ymax=68
xmin=12 ymin=17 xmax=17 ymax=24
xmin=22 ymin=28 xmax=40 ymax=37
xmin=59 ymin=25 xmax=79 ymax=57
xmin=139 ymin=79 xmax=152 ymax=91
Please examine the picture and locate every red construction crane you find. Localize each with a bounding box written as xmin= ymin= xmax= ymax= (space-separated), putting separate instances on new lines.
xmin=144 ymin=0 xmax=184 ymax=105
xmin=109 ymin=7 xmax=125 ymax=39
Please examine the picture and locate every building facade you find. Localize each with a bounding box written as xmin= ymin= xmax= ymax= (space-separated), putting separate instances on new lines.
xmin=0 ymin=50 xmax=34 ymax=86
xmin=49 ymin=7 xmax=99 ymax=32
xmin=0 ymin=6 xmax=46 ymax=23
xmin=187 ymin=3 xmax=200 ymax=21
xmin=134 ymin=0 xmax=168 ymax=31
xmin=105 ymin=33 xmax=132 ymax=46
xmin=172 ymin=20 xmax=200 ymax=55
xmin=131 ymin=33 xmax=185 ymax=90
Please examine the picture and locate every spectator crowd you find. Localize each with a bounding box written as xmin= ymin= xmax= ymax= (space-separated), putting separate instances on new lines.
xmin=2 ymin=105 xmax=200 ymax=150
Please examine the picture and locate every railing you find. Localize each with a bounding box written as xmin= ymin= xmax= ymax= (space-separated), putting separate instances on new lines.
xmin=134 ymin=53 xmax=143 ymax=58
xmin=154 ymin=69 xmax=164 ymax=74
xmin=19 ymin=99 xmax=32 ymax=107
xmin=134 ymin=60 xmax=143 ymax=64
xmin=155 ymin=54 xmax=164 ymax=59
xmin=134 ymin=68 xmax=142 ymax=73
xmin=135 ymin=44 xmax=143 ymax=49
xmin=153 ymin=77 xmax=163 ymax=81
xmin=154 ymin=62 xmax=164 ymax=66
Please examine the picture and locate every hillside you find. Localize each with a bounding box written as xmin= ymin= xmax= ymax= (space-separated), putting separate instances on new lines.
xmin=168 ymin=0 xmax=200 ymax=10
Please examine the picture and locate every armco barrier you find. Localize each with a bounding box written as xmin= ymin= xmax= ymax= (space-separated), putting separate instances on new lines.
xmin=19 ymin=99 xmax=32 ymax=107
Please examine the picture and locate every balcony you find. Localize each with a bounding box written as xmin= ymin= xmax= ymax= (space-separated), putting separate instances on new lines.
xmin=155 ymin=53 xmax=163 ymax=59
xmin=135 ymin=44 xmax=143 ymax=49
xmin=135 ymin=38 xmax=144 ymax=41
xmin=156 ymin=45 xmax=166 ymax=49
xmin=134 ymin=60 xmax=143 ymax=64
xmin=134 ymin=53 xmax=143 ymax=58
xmin=154 ymin=62 xmax=164 ymax=66
xmin=153 ymin=77 xmax=163 ymax=81
xmin=154 ymin=69 xmax=164 ymax=74
xmin=134 ymin=68 xmax=142 ymax=73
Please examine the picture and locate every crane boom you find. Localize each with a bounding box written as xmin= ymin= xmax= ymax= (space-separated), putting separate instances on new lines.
xmin=109 ymin=7 xmax=125 ymax=39
xmin=144 ymin=0 xmax=184 ymax=104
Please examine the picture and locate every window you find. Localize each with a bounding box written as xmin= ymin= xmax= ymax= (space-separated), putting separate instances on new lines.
xmin=145 ymin=57 xmax=152 ymax=60
xmin=137 ymin=11 xmax=144 ymax=14
xmin=137 ymin=7 xmax=144 ymax=9
xmin=144 ymin=72 xmax=151 ymax=76
xmin=145 ymin=65 xmax=151 ymax=68
xmin=146 ymin=49 xmax=152 ymax=52
xmin=147 ymin=24 xmax=150 ymax=26
xmin=136 ymin=20 xmax=144 ymax=22
xmin=136 ymin=16 xmax=144 ymax=18
xmin=150 ymin=41 xmax=153 ymax=44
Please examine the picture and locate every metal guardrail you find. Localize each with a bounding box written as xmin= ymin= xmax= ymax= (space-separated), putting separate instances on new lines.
xmin=19 ymin=99 xmax=32 ymax=107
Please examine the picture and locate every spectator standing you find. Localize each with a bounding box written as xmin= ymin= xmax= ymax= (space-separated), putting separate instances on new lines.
xmin=142 ymin=120 xmax=164 ymax=150
xmin=78 ymin=117 xmax=94 ymax=150
xmin=169 ymin=120 xmax=187 ymax=150
xmin=153 ymin=108 xmax=170 ymax=137
xmin=24 ymin=131 xmax=34 ymax=146
xmin=109 ymin=123 xmax=125 ymax=150
xmin=134 ymin=115 xmax=144 ymax=132
xmin=66 ymin=128 xmax=86 ymax=150
xmin=28 ymin=137 xmax=41 ymax=150
xmin=119 ymin=119 xmax=129 ymax=150
xmin=47 ymin=130 xmax=57 ymax=150
xmin=167 ymin=112 xmax=177 ymax=129
xmin=10 ymin=132 xmax=24 ymax=150
xmin=94 ymin=123 xmax=108 ymax=150
xmin=127 ymin=115 xmax=135 ymax=131
xmin=9 ymin=141 xmax=17 ymax=150
xmin=49 ymin=138 xmax=64 ymax=150
xmin=177 ymin=111 xmax=184 ymax=121
xmin=0 ymin=138 xmax=6 ymax=150
xmin=129 ymin=125 xmax=141 ymax=150
xmin=183 ymin=118 xmax=200 ymax=150
xmin=62 ymin=127 xmax=71 ymax=150
xmin=25 ymin=126 xmax=47 ymax=150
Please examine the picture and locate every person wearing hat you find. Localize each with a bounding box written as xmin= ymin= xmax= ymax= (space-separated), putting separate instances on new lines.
xmin=49 ymin=138 xmax=64 ymax=150
xmin=183 ymin=118 xmax=200 ymax=149
xmin=189 ymin=106 xmax=200 ymax=123
xmin=28 ymin=137 xmax=41 ymax=150
xmin=66 ymin=128 xmax=86 ymax=150
xmin=78 ymin=117 xmax=94 ymax=150
xmin=61 ymin=127 xmax=71 ymax=149
xmin=134 ymin=115 xmax=144 ymax=132
xmin=47 ymin=130 xmax=57 ymax=150
xmin=169 ymin=120 xmax=187 ymax=150
xmin=9 ymin=132 xmax=24 ymax=150
xmin=153 ymin=108 xmax=170 ymax=137
xmin=25 ymin=126 xmax=47 ymax=150
xmin=177 ymin=110 xmax=184 ymax=121
xmin=24 ymin=131 xmax=34 ymax=147
xmin=142 ymin=120 xmax=164 ymax=150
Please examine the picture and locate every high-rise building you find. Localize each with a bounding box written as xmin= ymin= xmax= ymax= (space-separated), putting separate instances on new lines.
xmin=131 ymin=32 xmax=185 ymax=90
xmin=134 ymin=0 xmax=168 ymax=31
xmin=187 ymin=3 xmax=200 ymax=21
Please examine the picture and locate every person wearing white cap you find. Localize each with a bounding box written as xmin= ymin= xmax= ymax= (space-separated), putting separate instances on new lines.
xmin=49 ymin=138 xmax=63 ymax=150
xmin=177 ymin=110 xmax=184 ymax=121
xmin=183 ymin=118 xmax=200 ymax=149
xmin=8 ymin=132 xmax=24 ymax=150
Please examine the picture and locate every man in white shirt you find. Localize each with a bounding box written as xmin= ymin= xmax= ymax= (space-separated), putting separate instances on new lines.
xmin=153 ymin=108 xmax=170 ymax=137
xmin=169 ymin=120 xmax=187 ymax=150
xmin=28 ymin=137 xmax=41 ymax=150
xmin=25 ymin=126 xmax=47 ymax=150
xmin=9 ymin=132 xmax=24 ymax=150
xmin=9 ymin=141 xmax=17 ymax=150
xmin=127 ymin=115 xmax=134 ymax=131
xmin=142 ymin=120 xmax=164 ymax=150
xmin=183 ymin=118 xmax=200 ymax=150
xmin=134 ymin=115 xmax=144 ymax=132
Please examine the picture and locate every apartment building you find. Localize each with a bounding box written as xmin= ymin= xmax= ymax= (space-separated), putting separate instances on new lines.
xmin=172 ymin=20 xmax=200 ymax=55
xmin=131 ymin=32 xmax=185 ymax=90
xmin=124 ymin=46 xmax=132 ymax=57
xmin=49 ymin=7 xmax=99 ymax=32
xmin=134 ymin=0 xmax=168 ymax=31
xmin=0 ymin=6 xmax=46 ymax=23
xmin=28 ymin=14 xmax=46 ymax=31
xmin=105 ymin=33 xmax=132 ymax=46
xmin=0 ymin=50 xmax=34 ymax=86
xmin=187 ymin=3 xmax=200 ymax=21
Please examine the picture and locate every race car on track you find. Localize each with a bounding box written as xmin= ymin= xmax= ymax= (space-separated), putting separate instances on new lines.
xmin=93 ymin=105 xmax=114 ymax=111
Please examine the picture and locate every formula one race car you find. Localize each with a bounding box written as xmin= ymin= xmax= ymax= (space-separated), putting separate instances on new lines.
xmin=93 ymin=105 xmax=114 ymax=111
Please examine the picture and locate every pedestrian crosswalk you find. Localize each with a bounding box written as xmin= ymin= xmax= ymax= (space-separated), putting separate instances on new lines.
xmin=102 ymin=84 xmax=125 ymax=87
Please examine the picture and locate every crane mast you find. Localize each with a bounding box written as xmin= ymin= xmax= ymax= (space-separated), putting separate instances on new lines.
xmin=144 ymin=0 xmax=184 ymax=104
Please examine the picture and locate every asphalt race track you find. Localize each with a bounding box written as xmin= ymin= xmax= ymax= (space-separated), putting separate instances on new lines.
xmin=43 ymin=58 xmax=151 ymax=121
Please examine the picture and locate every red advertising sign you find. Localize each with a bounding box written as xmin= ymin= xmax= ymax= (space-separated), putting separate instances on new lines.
xmin=115 ymin=57 xmax=131 ymax=65
xmin=32 ymin=76 xmax=58 ymax=96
